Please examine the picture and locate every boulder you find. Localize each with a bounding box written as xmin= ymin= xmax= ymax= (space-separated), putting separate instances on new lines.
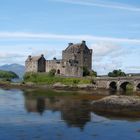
xmin=91 ymin=95 xmax=140 ymax=117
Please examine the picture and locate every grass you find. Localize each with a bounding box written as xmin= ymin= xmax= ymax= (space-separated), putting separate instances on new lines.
xmin=23 ymin=72 xmax=92 ymax=85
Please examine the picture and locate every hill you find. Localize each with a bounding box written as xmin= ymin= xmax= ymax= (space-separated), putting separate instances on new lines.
xmin=0 ymin=70 xmax=19 ymax=81
xmin=0 ymin=64 xmax=25 ymax=78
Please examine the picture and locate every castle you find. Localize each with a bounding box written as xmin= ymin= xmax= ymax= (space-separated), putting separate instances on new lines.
xmin=25 ymin=41 xmax=92 ymax=77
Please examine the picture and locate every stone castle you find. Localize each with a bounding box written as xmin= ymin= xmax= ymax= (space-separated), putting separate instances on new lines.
xmin=25 ymin=41 xmax=92 ymax=77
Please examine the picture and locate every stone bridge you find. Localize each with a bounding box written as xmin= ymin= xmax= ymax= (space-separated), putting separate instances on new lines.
xmin=94 ymin=77 xmax=140 ymax=92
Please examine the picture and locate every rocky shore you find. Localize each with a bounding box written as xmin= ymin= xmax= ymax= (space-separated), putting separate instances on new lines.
xmin=0 ymin=81 xmax=97 ymax=91
xmin=91 ymin=95 xmax=140 ymax=117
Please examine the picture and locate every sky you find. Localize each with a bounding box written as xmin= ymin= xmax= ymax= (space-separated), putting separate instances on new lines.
xmin=0 ymin=0 xmax=140 ymax=75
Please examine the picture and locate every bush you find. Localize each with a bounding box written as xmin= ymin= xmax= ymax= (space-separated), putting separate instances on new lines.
xmin=90 ymin=70 xmax=97 ymax=77
xmin=83 ymin=66 xmax=90 ymax=76
xmin=73 ymin=79 xmax=80 ymax=85
xmin=108 ymin=69 xmax=126 ymax=77
xmin=48 ymin=69 xmax=56 ymax=77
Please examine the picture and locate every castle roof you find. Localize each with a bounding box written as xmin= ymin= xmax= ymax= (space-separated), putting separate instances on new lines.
xmin=26 ymin=54 xmax=44 ymax=62
xmin=64 ymin=41 xmax=89 ymax=53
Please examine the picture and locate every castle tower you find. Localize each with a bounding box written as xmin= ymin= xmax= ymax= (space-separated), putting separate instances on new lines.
xmin=62 ymin=41 xmax=92 ymax=70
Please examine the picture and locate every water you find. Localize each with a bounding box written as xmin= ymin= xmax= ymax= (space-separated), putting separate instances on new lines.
xmin=0 ymin=88 xmax=140 ymax=140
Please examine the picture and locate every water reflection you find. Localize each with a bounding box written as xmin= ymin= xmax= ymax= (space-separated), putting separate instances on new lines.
xmin=24 ymin=90 xmax=92 ymax=129
xmin=1 ymin=88 xmax=140 ymax=140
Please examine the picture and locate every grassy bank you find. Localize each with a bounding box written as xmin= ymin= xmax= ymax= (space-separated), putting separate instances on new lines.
xmin=24 ymin=72 xmax=92 ymax=85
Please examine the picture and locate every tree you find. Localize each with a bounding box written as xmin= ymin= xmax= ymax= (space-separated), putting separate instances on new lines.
xmin=90 ymin=70 xmax=97 ymax=77
xmin=83 ymin=66 xmax=90 ymax=76
xmin=108 ymin=69 xmax=126 ymax=77
xmin=48 ymin=69 xmax=56 ymax=76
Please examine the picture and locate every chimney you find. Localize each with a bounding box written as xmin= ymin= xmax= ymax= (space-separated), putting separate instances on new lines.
xmin=68 ymin=43 xmax=73 ymax=46
xmin=82 ymin=40 xmax=86 ymax=45
xmin=53 ymin=57 xmax=57 ymax=60
xmin=28 ymin=55 xmax=32 ymax=60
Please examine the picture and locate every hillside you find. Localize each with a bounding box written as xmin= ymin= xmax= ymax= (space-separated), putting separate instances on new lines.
xmin=0 ymin=70 xmax=19 ymax=81
xmin=0 ymin=64 xmax=25 ymax=78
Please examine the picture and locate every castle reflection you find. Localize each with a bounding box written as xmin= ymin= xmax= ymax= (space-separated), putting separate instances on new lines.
xmin=23 ymin=90 xmax=92 ymax=129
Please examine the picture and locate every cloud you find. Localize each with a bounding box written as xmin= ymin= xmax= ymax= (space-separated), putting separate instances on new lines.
xmin=92 ymin=44 xmax=140 ymax=74
xmin=91 ymin=42 xmax=120 ymax=56
xmin=0 ymin=52 xmax=26 ymax=65
xmin=31 ymin=49 xmax=62 ymax=60
xmin=93 ymin=61 xmax=122 ymax=75
xmin=125 ymin=66 xmax=140 ymax=71
xmin=123 ymin=66 xmax=140 ymax=74
xmin=0 ymin=32 xmax=140 ymax=44
xmin=91 ymin=42 xmax=130 ymax=74
xmin=51 ymin=0 xmax=140 ymax=12
xmin=0 ymin=52 xmax=24 ymax=58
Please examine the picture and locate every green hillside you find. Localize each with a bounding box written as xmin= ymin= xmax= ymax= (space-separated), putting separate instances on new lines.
xmin=0 ymin=70 xmax=19 ymax=81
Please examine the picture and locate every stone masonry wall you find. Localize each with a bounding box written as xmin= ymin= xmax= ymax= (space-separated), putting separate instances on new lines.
xmin=25 ymin=61 xmax=38 ymax=72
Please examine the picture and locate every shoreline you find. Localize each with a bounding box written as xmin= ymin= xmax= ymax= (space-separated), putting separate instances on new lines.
xmin=0 ymin=81 xmax=97 ymax=91
xmin=1 ymin=81 xmax=140 ymax=117
xmin=0 ymin=81 xmax=139 ymax=94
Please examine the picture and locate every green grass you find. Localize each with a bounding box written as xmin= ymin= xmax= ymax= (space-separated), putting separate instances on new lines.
xmin=23 ymin=72 xmax=92 ymax=85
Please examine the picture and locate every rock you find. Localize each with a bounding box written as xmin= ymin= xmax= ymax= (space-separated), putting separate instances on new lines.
xmin=52 ymin=82 xmax=68 ymax=88
xmin=77 ymin=84 xmax=95 ymax=88
xmin=25 ymin=82 xmax=35 ymax=86
xmin=91 ymin=95 xmax=140 ymax=117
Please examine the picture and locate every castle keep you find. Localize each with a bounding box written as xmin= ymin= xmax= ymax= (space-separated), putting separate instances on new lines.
xmin=25 ymin=41 xmax=92 ymax=77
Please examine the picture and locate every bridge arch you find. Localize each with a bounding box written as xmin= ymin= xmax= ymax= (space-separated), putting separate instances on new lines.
xmin=119 ymin=81 xmax=134 ymax=91
xmin=109 ymin=81 xmax=117 ymax=91
xmin=136 ymin=83 xmax=140 ymax=91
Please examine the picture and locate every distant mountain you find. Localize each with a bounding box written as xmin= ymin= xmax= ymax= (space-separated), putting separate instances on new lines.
xmin=0 ymin=64 xmax=25 ymax=78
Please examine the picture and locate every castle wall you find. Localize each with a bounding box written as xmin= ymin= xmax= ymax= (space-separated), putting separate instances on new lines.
xmin=64 ymin=64 xmax=83 ymax=77
xmin=46 ymin=60 xmax=83 ymax=77
xmin=25 ymin=56 xmax=46 ymax=73
xmin=46 ymin=60 xmax=65 ymax=75
xmin=25 ymin=61 xmax=38 ymax=72
xmin=62 ymin=51 xmax=83 ymax=67
xmin=83 ymin=49 xmax=92 ymax=70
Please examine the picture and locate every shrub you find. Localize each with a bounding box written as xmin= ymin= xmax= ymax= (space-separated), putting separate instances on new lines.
xmin=90 ymin=70 xmax=97 ymax=77
xmin=73 ymin=79 xmax=80 ymax=85
xmin=108 ymin=69 xmax=126 ymax=77
xmin=83 ymin=66 xmax=90 ymax=76
xmin=48 ymin=69 xmax=56 ymax=77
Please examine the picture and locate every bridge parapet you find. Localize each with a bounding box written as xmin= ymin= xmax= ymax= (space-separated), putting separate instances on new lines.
xmin=95 ymin=76 xmax=140 ymax=81
xmin=94 ymin=76 xmax=140 ymax=92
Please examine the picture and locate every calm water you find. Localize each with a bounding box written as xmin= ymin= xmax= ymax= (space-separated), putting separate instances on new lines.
xmin=0 ymin=88 xmax=140 ymax=140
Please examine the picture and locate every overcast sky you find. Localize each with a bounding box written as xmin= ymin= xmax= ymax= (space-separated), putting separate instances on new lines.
xmin=0 ymin=0 xmax=140 ymax=74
